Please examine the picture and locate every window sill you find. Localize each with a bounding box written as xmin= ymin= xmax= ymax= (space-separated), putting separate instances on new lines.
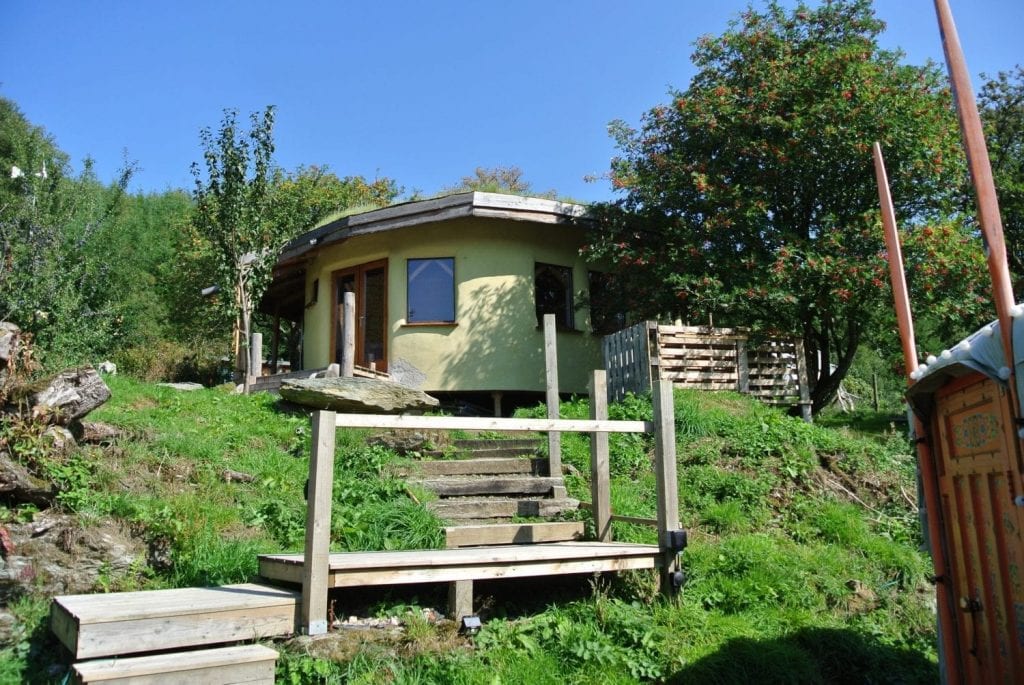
xmin=402 ymin=321 xmax=459 ymax=328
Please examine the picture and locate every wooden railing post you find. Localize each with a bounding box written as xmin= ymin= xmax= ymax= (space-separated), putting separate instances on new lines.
xmin=589 ymin=370 xmax=612 ymax=542
xmin=794 ymin=338 xmax=812 ymax=422
xmin=341 ymin=291 xmax=356 ymax=378
xmin=302 ymin=410 xmax=336 ymax=635
xmin=544 ymin=314 xmax=562 ymax=478
xmin=652 ymin=379 xmax=680 ymax=596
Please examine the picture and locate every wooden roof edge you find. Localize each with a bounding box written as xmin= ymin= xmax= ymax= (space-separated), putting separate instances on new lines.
xmin=277 ymin=192 xmax=591 ymax=263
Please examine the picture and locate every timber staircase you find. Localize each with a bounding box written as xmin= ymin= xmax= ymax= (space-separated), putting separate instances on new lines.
xmin=397 ymin=437 xmax=584 ymax=548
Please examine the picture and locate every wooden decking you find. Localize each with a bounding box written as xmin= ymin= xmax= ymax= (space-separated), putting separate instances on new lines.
xmin=259 ymin=541 xmax=663 ymax=588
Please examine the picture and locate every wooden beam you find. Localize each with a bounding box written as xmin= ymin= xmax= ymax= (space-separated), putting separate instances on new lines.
xmin=589 ymin=370 xmax=612 ymax=542
xmin=444 ymin=522 xmax=585 ymax=548
xmin=302 ymin=410 xmax=336 ymax=635
xmin=332 ymin=413 xmax=651 ymax=434
xmin=448 ymin=580 xmax=473 ymax=621
xmin=544 ymin=314 xmax=562 ymax=478
xmin=652 ymin=379 xmax=680 ymax=596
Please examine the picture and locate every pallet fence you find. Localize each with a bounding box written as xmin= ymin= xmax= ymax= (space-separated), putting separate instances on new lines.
xmin=604 ymin=322 xmax=812 ymax=420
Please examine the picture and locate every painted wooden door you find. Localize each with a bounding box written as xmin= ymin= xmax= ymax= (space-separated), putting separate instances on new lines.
xmin=333 ymin=260 xmax=388 ymax=371
xmin=933 ymin=373 xmax=1024 ymax=681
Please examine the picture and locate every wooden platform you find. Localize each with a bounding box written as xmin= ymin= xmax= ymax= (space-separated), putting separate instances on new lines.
xmin=51 ymin=583 xmax=300 ymax=660
xmin=259 ymin=541 xmax=663 ymax=588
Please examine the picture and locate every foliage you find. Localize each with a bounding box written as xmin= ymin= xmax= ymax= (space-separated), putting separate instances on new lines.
xmin=587 ymin=0 xmax=981 ymax=413
xmin=439 ymin=165 xmax=556 ymax=199
xmin=0 ymin=97 xmax=135 ymax=369
xmin=190 ymin=106 xmax=279 ymax=379
xmin=979 ymin=65 xmax=1024 ymax=294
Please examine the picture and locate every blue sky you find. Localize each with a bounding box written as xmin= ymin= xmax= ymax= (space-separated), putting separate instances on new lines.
xmin=2 ymin=1 xmax=1021 ymax=202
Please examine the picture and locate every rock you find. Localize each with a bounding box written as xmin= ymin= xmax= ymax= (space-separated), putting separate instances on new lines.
xmin=0 ymin=513 xmax=144 ymax=600
xmin=157 ymin=382 xmax=204 ymax=391
xmin=0 ymin=323 xmax=19 ymax=365
xmin=10 ymin=367 xmax=110 ymax=425
xmin=97 ymin=360 xmax=117 ymax=375
xmin=221 ymin=469 xmax=256 ymax=483
xmin=0 ymin=450 xmax=56 ymax=506
xmin=280 ymin=377 xmax=439 ymax=414
xmin=72 ymin=420 xmax=124 ymax=445
xmin=43 ymin=426 xmax=76 ymax=456
xmin=367 ymin=432 xmax=430 ymax=455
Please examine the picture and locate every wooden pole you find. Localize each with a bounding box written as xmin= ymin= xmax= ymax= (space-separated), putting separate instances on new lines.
xmin=794 ymin=339 xmax=813 ymax=422
xmin=934 ymin=0 xmax=1017 ymax=382
xmin=652 ymin=378 xmax=680 ymax=596
xmin=543 ymin=314 xmax=562 ymax=478
xmin=341 ymin=291 xmax=356 ymax=378
xmin=873 ymin=141 xmax=961 ymax=682
xmin=736 ymin=339 xmax=750 ymax=393
xmin=589 ymin=370 xmax=612 ymax=542
xmin=270 ymin=311 xmax=281 ymax=374
xmin=301 ymin=410 xmax=336 ymax=635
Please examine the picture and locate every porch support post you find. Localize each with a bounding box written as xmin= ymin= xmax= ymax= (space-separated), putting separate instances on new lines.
xmin=589 ymin=370 xmax=612 ymax=542
xmin=341 ymin=291 xmax=356 ymax=378
xmin=302 ymin=410 xmax=336 ymax=635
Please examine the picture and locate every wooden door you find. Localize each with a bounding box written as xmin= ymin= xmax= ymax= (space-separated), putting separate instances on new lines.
xmin=933 ymin=373 xmax=1024 ymax=681
xmin=333 ymin=260 xmax=387 ymax=371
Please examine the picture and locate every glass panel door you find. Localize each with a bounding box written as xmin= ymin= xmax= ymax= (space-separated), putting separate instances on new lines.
xmin=333 ymin=260 xmax=388 ymax=372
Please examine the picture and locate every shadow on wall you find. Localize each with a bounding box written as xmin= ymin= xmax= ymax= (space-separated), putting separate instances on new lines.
xmin=666 ymin=627 xmax=937 ymax=684
xmin=434 ymin=276 xmax=548 ymax=394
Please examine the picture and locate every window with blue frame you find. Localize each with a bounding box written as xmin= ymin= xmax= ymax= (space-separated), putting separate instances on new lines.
xmin=407 ymin=258 xmax=455 ymax=323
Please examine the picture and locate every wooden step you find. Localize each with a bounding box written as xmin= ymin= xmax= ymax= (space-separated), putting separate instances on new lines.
xmin=444 ymin=521 xmax=586 ymax=548
xmin=73 ymin=644 xmax=278 ymax=684
xmin=397 ymin=457 xmax=543 ymax=477
xmin=409 ymin=475 xmax=563 ymax=497
xmin=426 ymin=496 xmax=579 ymax=520
xmin=51 ymin=583 xmax=299 ymax=660
xmin=423 ymin=446 xmax=539 ymax=459
xmin=453 ymin=438 xmax=541 ymax=450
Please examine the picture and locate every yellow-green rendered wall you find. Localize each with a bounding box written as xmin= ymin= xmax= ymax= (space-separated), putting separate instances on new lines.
xmin=302 ymin=217 xmax=603 ymax=394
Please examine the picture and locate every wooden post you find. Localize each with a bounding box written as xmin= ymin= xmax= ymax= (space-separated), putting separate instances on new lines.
xmin=448 ymin=580 xmax=473 ymax=621
xmin=270 ymin=311 xmax=281 ymax=374
xmin=491 ymin=392 xmax=503 ymax=418
xmin=872 ymin=373 xmax=879 ymax=412
xmin=736 ymin=339 xmax=750 ymax=393
xmin=652 ymin=379 xmax=680 ymax=596
xmin=302 ymin=410 xmax=336 ymax=635
xmin=543 ymin=314 xmax=561 ymax=478
xmin=794 ymin=339 xmax=812 ymax=423
xmin=589 ymin=371 xmax=612 ymax=542
xmin=341 ymin=291 xmax=356 ymax=378
xmin=250 ymin=333 xmax=263 ymax=377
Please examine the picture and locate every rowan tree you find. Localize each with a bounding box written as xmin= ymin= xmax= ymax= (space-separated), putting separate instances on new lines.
xmin=587 ymin=0 xmax=977 ymax=412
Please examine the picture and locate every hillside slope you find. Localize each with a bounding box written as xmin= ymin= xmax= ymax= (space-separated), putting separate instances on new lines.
xmin=0 ymin=377 xmax=936 ymax=683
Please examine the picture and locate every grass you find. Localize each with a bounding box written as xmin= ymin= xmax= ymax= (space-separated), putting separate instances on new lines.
xmin=0 ymin=378 xmax=938 ymax=683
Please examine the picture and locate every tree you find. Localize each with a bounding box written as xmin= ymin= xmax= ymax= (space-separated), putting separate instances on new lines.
xmin=1 ymin=97 xmax=134 ymax=369
xmin=191 ymin=108 xmax=403 ymax=379
xmin=441 ymin=165 xmax=556 ymax=198
xmin=191 ymin=107 xmax=282 ymax=380
xmin=980 ymin=66 xmax=1024 ymax=293
xmin=587 ymin=0 xmax=979 ymax=412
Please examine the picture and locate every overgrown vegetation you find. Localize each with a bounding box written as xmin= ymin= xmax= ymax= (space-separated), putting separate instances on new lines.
xmin=0 ymin=377 xmax=938 ymax=683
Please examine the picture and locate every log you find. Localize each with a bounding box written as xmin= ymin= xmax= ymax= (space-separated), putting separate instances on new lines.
xmin=9 ymin=368 xmax=110 ymax=425
xmin=279 ymin=377 xmax=439 ymax=414
xmin=0 ymin=450 xmax=56 ymax=506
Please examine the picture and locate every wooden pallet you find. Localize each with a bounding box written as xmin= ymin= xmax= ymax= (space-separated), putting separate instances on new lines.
xmin=73 ymin=644 xmax=278 ymax=684
xmin=51 ymin=583 xmax=299 ymax=660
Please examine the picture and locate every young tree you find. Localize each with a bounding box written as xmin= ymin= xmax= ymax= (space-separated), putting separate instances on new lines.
xmin=980 ymin=66 xmax=1024 ymax=292
xmin=191 ymin=107 xmax=280 ymax=380
xmin=441 ymin=165 xmax=556 ymax=198
xmin=588 ymin=0 xmax=977 ymax=412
